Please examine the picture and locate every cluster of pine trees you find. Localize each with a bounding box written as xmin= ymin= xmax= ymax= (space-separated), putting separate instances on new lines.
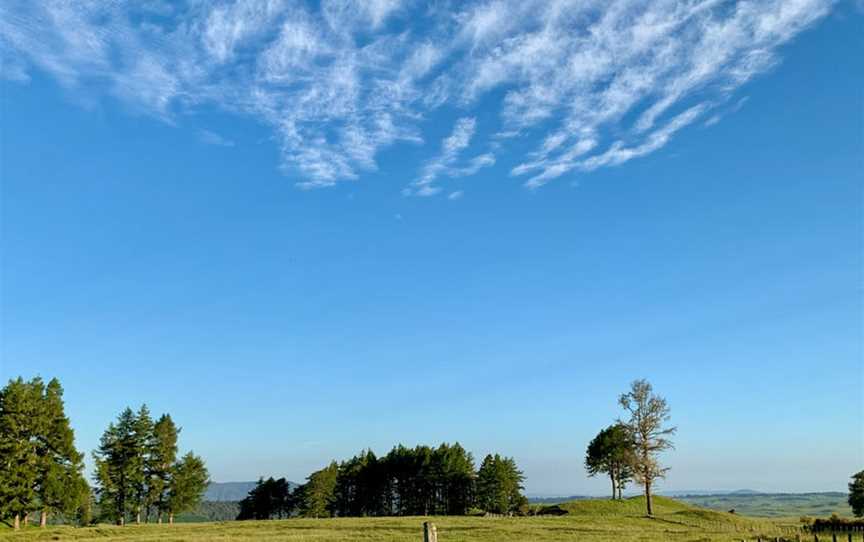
xmin=238 ymin=443 xmax=526 ymax=520
xmin=0 ymin=376 xmax=212 ymax=530
xmin=0 ymin=377 xmax=89 ymax=529
xmin=93 ymin=405 xmax=209 ymax=525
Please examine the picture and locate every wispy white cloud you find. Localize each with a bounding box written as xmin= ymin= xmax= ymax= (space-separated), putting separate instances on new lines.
xmin=199 ymin=129 xmax=235 ymax=147
xmin=405 ymin=117 xmax=495 ymax=196
xmin=0 ymin=0 xmax=832 ymax=193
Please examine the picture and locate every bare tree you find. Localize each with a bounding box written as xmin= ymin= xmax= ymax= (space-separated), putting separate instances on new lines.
xmin=619 ymin=379 xmax=675 ymax=517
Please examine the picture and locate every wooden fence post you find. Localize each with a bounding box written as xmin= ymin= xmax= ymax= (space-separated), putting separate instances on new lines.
xmin=423 ymin=522 xmax=438 ymax=542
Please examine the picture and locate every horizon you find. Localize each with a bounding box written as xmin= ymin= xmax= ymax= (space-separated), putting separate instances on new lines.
xmin=1 ymin=0 xmax=862 ymax=498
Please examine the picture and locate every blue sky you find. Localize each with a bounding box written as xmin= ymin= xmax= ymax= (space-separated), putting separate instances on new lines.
xmin=1 ymin=0 xmax=862 ymax=495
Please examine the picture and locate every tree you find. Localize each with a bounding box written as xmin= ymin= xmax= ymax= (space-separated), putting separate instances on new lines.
xmin=475 ymin=454 xmax=525 ymax=514
xmin=297 ymin=462 xmax=339 ymax=518
xmin=619 ymin=379 xmax=676 ymax=517
xmin=148 ymin=415 xmax=178 ymax=523
xmin=35 ymin=378 xmax=89 ymax=527
xmin=93 ymin=408 xmax=140 ymax=525
xmin=129 ymin=405 xmax=154 ymax=524
xmin=585 ymin=423 xmax=634 ymax=500
xmin=850 ymin=470 xmax=864 ymax=517
xmin=237 ymin=477 xmax=293 ymax=520
xmin=0 ymin=378 xmax=41 ymax=529
xmin=166 ymin=452 xmax=209 ymax=524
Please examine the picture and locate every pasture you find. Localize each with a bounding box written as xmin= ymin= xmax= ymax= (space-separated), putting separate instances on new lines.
xmin=0 ymin=497 xmax=806 ymax=542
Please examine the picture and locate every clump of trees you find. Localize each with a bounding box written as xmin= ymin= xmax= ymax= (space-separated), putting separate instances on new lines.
xmin=237 ymin=477 xmax=295 ymax=520
xmin=237 ymin=443 xmax=525 ymax=520
xmin=850 ymin=470 xmax=864 ymax=517
xmin=585 ymin=379 xmax=675 ymax=517
xmin=93 ymin=405 xmax=209 ymax=525
xmin=585 ymin=423 xmax=633 ymax=500
xmin=0 ymin=377 xmax=89 ymax=530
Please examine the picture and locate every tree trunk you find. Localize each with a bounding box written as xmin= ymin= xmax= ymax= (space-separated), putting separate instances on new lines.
xmin=169 ymin=513 xmax=174 ymax=525
xmin=423 ymin=522 xmax=438 ymax=542
xmin=136 ymin=508 xmax=141 ymax=525
xmin=23 ymin=512 xmax=29 ymax=526
xmin=645 ymin=481 xmax=653 ymax=517
xmin=40 ymin=510 xmax=47 ymax=528
xmin=13 ymin=513 xmax=20 ymax=530
xmin=158 ymin=511 xmax=163 ymax=524
xmin=610 ymin=473 xmax=617 ymax=500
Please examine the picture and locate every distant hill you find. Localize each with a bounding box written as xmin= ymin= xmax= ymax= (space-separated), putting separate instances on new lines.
xmin=205 ymin=480 xmax=300 ymax=502
xmin=659 ymin=489 xmax=761 ymax=497
xmin=676 ymin=492 xmax=850 ymax=518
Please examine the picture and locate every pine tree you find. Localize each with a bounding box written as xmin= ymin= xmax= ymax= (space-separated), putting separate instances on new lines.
xmin=0 ymin=378 xmax=42 ymax=529
xmin=475 ymin=454 xmax=525 ymax=514
xmin=298 ymin=461 xmax=339 ymax=518
xmin=166 ymin=452 xmax=209 ymax=524
xmin=148 ymin=414 xmax=178 ymax=523
xmin=93 ymin=408 xmax=139 ymax=525
xmin=34 ymin=379 xmax=88 ymax=527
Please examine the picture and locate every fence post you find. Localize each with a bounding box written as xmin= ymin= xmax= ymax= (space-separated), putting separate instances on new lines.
xmin=423 ymin=521 xmax=438 ymax=542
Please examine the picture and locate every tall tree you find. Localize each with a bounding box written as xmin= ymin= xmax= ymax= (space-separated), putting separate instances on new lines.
xmin=585 ymin=423 xmax=634 ymax=500
xmin=298 ymin=462 xmax=339 ymax=518
xmin=148 ymin=414 xmax=178 ymax=523
xmin=93 ymin=408 xmax=140 ymax=525
xmin=850 ymin=470 xmax=864 ymax=517
xmin=34 ymin=379 xmax=89 ymax=527
xmin=619 ymin=379 xmax=675 ymax=517
xmin=0 ymin=378 xmax=42 ymax=529
xmin=475 ymin=454 xmax=525 ymax=514
xmin=129 ymin=405 xmax=153 ymax=524
xmin=166 ymin=452 xmax=209 ymax=524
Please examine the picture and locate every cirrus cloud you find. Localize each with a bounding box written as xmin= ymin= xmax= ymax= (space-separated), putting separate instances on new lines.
xmin=0 ymin=0 xmax=832 ymax=195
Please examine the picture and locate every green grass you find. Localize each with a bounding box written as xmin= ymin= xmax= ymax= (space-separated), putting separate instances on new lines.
xmin=0 ymin=497 xmax=804 ymax=541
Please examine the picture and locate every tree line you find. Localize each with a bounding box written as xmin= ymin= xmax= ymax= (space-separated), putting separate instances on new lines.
xmin=0 ymin=376 xmax=209 ymax=530
xmin=584 ymin=379 xmax=676 ymax=517
xmin=237 ymin=443 xmax=526 ymax=520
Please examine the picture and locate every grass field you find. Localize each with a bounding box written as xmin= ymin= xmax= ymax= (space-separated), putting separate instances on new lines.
xmin=0 ymin=497 xmax=806 ymax=541
xmin=677 ymin=492 xmax=852 ymax=518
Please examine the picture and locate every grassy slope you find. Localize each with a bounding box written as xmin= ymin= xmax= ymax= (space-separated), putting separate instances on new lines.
xmin=0 ymin=497 xmax=802 ymax=541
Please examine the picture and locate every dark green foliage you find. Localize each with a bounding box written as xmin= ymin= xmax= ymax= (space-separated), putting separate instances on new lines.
xmin=0 ymin=378 xmax=40 ymax=525
xmin=237 ymin=477 xmax=294 ymax=520
xmin=475 ymin=454 xmax=526 ymax=514
xmin=293 ymin=443 xmax=479 ymax=518
xmin=0 ymin=377 xmax=88 ymax=528
xmin=288 ymin=443 xmax=517 ymax=518
xmin=850 ymin=470 xmax=864 ymax=517
xmin=93 ymin=407 xmax=141 ymax=525
xmin=585 ymin=423 xmax=634 ymax=500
